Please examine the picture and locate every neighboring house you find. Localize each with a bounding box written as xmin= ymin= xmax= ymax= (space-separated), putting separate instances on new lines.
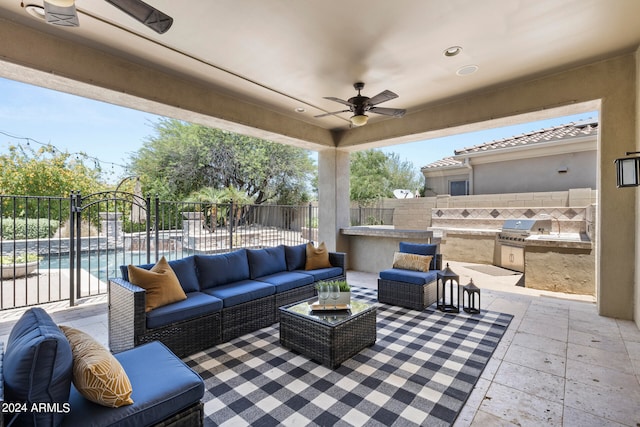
xmin=421 ymin=120 xmax=598 ymax=196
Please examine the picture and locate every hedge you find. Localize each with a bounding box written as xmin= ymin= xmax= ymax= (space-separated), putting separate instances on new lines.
xmin=0 ymin=218 xmax=60 ymax=240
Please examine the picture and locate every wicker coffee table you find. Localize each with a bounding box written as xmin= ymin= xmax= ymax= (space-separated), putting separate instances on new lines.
xmin=279 ymin=299 xmax=377 ymax=368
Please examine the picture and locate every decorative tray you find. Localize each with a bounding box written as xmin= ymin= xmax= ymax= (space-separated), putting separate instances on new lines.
xmin=311 ymin=303 xmax=350 ymax=311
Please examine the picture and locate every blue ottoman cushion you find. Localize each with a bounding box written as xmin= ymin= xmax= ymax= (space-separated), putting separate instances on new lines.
xmin=4 ymin=307 xmax=73 ymax=427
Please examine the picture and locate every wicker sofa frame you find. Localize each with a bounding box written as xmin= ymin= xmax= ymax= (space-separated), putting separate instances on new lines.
xmin=109 ymin=251 xmax=346 ymax=357
xmin=377 ymin=254 xmax=442 ymax=311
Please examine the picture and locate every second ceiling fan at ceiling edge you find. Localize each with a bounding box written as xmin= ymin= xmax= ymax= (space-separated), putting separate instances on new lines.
xmin=315 ymin=82 xmax=407 ymax=127
xmin=41 ymin=0 xmax=173 ymax=34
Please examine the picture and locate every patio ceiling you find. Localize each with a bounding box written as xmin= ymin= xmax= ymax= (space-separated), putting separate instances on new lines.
xmin=0 ymin=0 xmax=639 ymax=150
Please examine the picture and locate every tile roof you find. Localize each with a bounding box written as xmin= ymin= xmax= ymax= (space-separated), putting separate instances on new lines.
xmin=422 ymin=119 xmax=598 ymax=169
xmin=454 ymin=119 xmax=598 ymax=155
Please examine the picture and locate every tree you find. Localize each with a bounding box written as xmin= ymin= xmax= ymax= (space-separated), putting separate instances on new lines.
xmin=349 ymin=149 xmax=423 ymax=206
xmin=130 ymin=119 xmax=315 ymax=204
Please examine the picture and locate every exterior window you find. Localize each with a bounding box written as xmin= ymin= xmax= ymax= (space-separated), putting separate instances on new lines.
xmin=450 ymin=180 xmax=469 ymax=196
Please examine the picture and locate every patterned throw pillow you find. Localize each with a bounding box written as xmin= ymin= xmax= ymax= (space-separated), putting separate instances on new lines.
xmin=60 ymin=326 xmax=133 ymax=408
xmin=128 ymin=256 xmax=187 ymax=312
xmin=392 ymin=252 xmax=433 ymax=272
xmin=305 ymin=241 xmax=333 ymax=270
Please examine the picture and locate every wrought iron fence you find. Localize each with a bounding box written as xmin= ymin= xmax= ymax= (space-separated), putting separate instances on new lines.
xmin=350 ymin=206 xmax=394 ymax=226
xmin=0 ymin=192 xmax=319 ymax=311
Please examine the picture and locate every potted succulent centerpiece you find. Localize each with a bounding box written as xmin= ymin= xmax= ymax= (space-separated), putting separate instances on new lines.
xmin=316 ymin=279 xmax=351 ymax=306
xmin=1 ymin=253 xmax=41 ymax=279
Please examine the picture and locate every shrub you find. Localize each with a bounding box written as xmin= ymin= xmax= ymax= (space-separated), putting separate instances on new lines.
xmin=0 ymin=218 xmax=60 ymax=240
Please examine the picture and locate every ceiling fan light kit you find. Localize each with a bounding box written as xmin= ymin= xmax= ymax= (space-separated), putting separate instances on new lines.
xmin=315 ymin=82 xmax=406 ymax=127
xmin=350 ymin=114 xmax=369 ymax=127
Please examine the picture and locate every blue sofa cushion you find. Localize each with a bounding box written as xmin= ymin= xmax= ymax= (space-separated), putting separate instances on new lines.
xmin=202 ymin=280 xmax=275 ymax=308
xmin=62 ymin=341 xmax=204 ymax=427
xmin=247 ymin=246 xmax=287 ymax=279
xmin=4 ymin=307 xmax=73 ymax=427
xmin=379 ymin=268 xmax=439 ymax=285
xmin=284 ymin=243 xmax=306 ymax=271
xmin=195 ymin=249 xmax=250 ymax=290
xmin=256 ymin=271 xmax=314 ymax=293
xmin=146 ymin=292 xmax=223 ymax=330
xmin=294 ymin=266 xmax=343 ymax=282
xmin=120 ymin=256 xmax=200 ymax=293
xmin=399 ymin=242 xmax=439 ymax=270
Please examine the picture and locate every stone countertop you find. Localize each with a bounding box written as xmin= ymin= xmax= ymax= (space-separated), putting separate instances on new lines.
xmin=340 ymin=226 xmax=433 ymax=239
xmin=524 ymin=233 xmax=592 ymax=249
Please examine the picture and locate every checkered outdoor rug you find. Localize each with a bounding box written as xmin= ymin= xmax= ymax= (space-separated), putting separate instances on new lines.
xmin=183 ymin=287 xmax=513 ymax=427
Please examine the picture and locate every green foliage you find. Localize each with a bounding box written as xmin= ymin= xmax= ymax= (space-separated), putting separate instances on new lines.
xmin=0 ymin=253 xmax=41 ymax=264
xmin=0 ymin=218 xmax=60 ymax=240
xmin=350 ymin=149 xmax=423 ymax=206
xmin=129 ymin=119 xmax=316 ymax=204
xmin=316 ymin=279 xmax=350 ymax=292
xmin=0 ymin=144 xmax=106 ymax=221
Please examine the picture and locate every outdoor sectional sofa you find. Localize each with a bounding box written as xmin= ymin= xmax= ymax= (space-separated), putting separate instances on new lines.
xmin=377 ymin=242 xmax=442 ymax=310
xmin=109 ymin=244 xmax=346 ymax=358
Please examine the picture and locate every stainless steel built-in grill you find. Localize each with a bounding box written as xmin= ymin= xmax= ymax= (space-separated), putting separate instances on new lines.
xmin=497 ymin=218 xmax=551 ymax=272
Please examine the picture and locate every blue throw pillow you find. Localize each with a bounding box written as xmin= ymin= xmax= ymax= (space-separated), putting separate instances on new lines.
xmin=284 ymin=244 xmax=307 ymax=271
xmin=247 ymin=246 xmax=287 ymax=279
xmin=195 ymin=249 xmax=250 ymax=289
xmin=4 ymin=307 xmax=73 ymax=427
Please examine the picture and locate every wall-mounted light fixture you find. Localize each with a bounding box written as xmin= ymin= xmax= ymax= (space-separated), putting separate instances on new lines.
xmin=615 ymin=152 xmax=640 ymax=188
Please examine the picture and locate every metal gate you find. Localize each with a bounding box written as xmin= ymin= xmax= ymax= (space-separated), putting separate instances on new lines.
xmin=68 ymin=189 xmax=152 ymax=305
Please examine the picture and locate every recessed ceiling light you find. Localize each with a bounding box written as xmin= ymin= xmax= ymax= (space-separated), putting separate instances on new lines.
xmin=444 ymin=46 xmax=463 ymax=57
xmin=294 ymin=107 xmax=306 ymax=113
xmin=25 ymin=4 xmax=46 ymax=20
xmin=456 ymin=65 xmax=479 ymax=76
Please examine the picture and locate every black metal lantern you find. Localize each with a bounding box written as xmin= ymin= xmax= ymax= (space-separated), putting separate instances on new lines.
xmin=437 ymin=263 xmax=460 ymax=313
xmin=615 ymin=153 xmax=640 ymax=188
xmin=462 ymin=278 xmax=481 ymax=314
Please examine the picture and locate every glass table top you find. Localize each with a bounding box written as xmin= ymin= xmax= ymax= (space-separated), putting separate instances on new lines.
xmin=281 ymin=298 xmax=375 ymax=326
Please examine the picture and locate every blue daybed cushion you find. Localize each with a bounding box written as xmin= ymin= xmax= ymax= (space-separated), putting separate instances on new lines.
xmin=379 ymin=268 xmax=439 ymax=285
xmin=119 ymin=256 xmax=200 ymax=293
xmin=247 ymin=246 xmax=287 ymax=279
xmin=202 ymin=280 xmax=275 ymax=307
xmin=146 ymin=292 xmax=223 ymax=330
xmin=62 ymin=341 xmax=204 ymax=427
xmin=284 ymin=243 xmax=307 ymax=271
xmin=399 ymin=242 xmax=438 ymax=270
xmin=195 ymin=249 xmax=250 ymax=290
xmin=4 ymin=307 xmax=73 ymax=427
xmin=256 ymin=271 xmax=314 ymax=293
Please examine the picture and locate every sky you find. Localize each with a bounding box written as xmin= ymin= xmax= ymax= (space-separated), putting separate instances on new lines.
xmin=0 ymin=77 xmax=597 ymax=184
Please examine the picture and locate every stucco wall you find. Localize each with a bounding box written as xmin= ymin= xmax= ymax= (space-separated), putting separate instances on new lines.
xmin=473 ymin=151 xmax=597 ymax=194
xmin=525 ymin=246 xmax=595 ymax=295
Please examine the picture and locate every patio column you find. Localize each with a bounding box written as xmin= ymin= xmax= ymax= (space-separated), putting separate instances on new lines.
xmin=317 ymin=148 xmax=350 ymax=255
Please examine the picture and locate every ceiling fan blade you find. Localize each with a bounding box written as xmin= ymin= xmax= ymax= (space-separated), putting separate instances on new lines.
xmin=43 ymin=1 xmax=79 ymax=27
xmin=367 ymin=90 xmax=398 ymax=106
xmin=369 ymin=107 xmax=406 ymax=118
xmin=105 ymin=0 xmax=173 ymax=34
xmin=324 ymin=97 xmax=355 ymax=107
xmin=314 ymin=110 xmax=350 ymax=118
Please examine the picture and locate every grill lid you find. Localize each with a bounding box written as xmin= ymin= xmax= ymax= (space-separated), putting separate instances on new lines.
xmin=501 ymin=219 xmax=551 ymax=233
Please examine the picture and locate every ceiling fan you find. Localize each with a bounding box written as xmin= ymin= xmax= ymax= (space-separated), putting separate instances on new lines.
xmin=40 ymin=0 xmax=173 ymax=34
xmin=315 ymin=82 xmax=406 ymax=127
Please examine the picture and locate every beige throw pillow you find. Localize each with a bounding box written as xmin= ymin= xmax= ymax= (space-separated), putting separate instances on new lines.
xmin=392 ymin=252 xmax=433 ymax=272
xmin=128 ymin=256 xmax=187 ymax=312
xmin=305 ymin=241 xmax=332 ymax=270
xmin=60 ymin=326 xmax=133 ymax=408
